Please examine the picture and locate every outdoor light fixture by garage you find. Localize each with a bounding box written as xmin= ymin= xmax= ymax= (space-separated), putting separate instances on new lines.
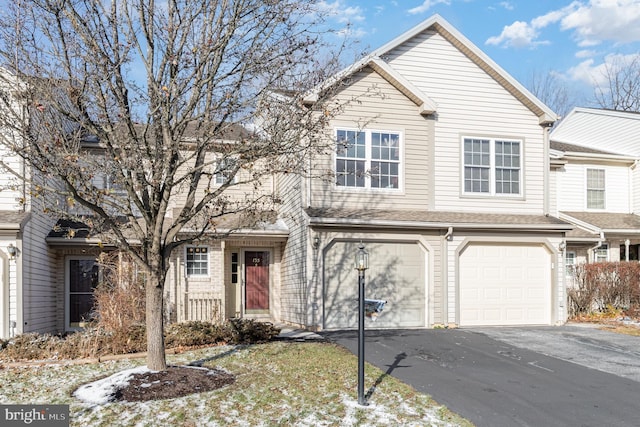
xmin=355 ymin=243 xmax=369 ymax=406
xmin=7 ymin=243 xmax=16 ymax=260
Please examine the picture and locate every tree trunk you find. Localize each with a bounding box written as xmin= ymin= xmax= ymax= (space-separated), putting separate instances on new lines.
xmin=146 ymin=273 xmax=167 ymax=371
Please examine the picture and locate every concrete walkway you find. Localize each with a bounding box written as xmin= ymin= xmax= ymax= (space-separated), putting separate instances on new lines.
xmin=275 ymin=324 xmax=324 ymax=341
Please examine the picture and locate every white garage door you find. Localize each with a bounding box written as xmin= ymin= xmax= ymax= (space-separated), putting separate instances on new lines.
xmin=459 ymin=244 xmax=551 ymax=326
xmin=324 ymin=241 xmax=426 ymax=329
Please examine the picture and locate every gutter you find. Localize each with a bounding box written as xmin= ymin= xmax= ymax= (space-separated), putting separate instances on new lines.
xmin=308 ymin=217 xmax=573 ymax=231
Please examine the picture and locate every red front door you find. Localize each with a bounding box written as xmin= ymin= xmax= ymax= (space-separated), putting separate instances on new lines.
xmin=245 ymin=251 xmax=269 ymax=310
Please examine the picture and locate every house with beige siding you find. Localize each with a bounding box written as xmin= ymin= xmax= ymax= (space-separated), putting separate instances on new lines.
xmin=3 ymin=14 xmax=578 ymax=338
xmin=278 ymin=14 xmax=571 ymax=330
xmin=550 ymin=107 xmax=640 ymax=270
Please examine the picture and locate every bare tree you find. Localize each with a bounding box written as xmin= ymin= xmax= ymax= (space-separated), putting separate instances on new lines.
xmin=526 ymin=68 xmax=577 ymax=120
xmin=594 ymin=54 xmax=640 ymax=111
xmin=0 ymin=0 xmax=346 ymax=370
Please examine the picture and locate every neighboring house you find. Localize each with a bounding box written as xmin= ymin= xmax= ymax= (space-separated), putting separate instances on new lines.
xmin=0 ymin=71 xmax=57 ymax=339
xmin=42 ymin=126 xmax=288 ymax=333
xmin=278 ymin=14 xmax=571 ymax=330
xmin=550 ymin=107 xmax=640 ymax=270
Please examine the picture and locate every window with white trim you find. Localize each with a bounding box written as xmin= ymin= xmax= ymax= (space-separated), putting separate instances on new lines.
xmin=586 ymin=168 xmax=605 ymax=209
xmin=215 ymin=157 xmax=237 ymax=185
xmin=186 ymin=246 xmax=209 ymax=276
xmin=335 ymin=129 xmax=401 ymax=189
xmin=463 ymin=137 xmax=521 ymax=195
xmin=594 ymin=244 xmax=608 ymax=263
xmin=565 ymin=251 xmax=576 ymax=276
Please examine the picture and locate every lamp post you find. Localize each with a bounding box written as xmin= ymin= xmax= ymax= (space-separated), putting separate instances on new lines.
xmin=355 ymin=243 xmax=369 ymax=406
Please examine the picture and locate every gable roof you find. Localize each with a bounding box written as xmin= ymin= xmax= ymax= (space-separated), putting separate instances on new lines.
xmin=551 ymin=107 xmax=640 ymax=157
xmin=306 ymin=14 xmax=557 ymax=125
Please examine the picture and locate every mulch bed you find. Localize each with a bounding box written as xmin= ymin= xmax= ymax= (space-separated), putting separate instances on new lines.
xmin=114 ymin=365 xmax=235 ymax=402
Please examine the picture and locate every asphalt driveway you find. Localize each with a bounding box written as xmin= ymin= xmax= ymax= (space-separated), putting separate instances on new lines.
xmin=322 ymin=325 xmax=640 ymax=427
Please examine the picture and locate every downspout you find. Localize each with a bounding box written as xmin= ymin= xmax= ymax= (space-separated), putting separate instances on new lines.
xmin=444 ymin=226 xmax=453 ymax=241
xmin=543 ymin=124 xmax=551 ymax=216
xmin=442 ymin=227 xmax=453 ymax=327
xmin=589 ymin=231 xmax=605 ymax=262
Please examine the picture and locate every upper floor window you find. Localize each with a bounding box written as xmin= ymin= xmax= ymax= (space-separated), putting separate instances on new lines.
xmin=586 ymin=168 xmax=605 ymax=209
xmin=186 ymin=246 xmax=209 ymax=276
xmin=463 ymin=137 xmax=521 ymax=196
xmin=335 ymin=129 xmax=401 ymax=189
xmin=215 ymin=157 xmax=237 ymax=185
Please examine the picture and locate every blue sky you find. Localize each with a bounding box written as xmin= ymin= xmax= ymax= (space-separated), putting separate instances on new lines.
xmin=319 ymin=0 xmax=640 ymax=106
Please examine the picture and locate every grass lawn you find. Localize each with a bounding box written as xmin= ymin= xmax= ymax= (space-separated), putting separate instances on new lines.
xmin=0 ymin=341 xmax=472 ymax=426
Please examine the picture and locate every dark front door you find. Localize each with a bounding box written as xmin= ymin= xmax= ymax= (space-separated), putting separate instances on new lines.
xmin=68 ymin=258 xmax=99 ymax=328
xmin=245 ymin=251 xmax=269 ymax=310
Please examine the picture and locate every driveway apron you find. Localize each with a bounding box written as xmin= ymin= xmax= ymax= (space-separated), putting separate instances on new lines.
xmin=322 ymin=327 xmax=640 ymax=427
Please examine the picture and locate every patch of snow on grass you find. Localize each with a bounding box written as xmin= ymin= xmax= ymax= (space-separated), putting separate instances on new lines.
xmin=74 ymin=366 xmax=153 ymax=404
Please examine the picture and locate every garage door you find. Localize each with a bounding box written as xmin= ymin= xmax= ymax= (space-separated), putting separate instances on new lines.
xmin=459 ymin=244 xmax=551 ymax=326
xmin=324 ymin=241 xmax=426 ymax=329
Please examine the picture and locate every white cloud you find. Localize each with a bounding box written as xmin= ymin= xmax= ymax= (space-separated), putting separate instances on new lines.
xmin=575 ymin=49 xmax=598 ymax=58
xmin=488 ymin=1 xmax=640 ymax=49
xmin=486 ymin=20 xmax=550 ymax=48
xmin=567 ymin=52 xmax=640 ymax=86
xmin=561 ymin=0 xmax=640 ymax=45
xmin=499 ymin=2 xmax=514 ymax=11
xmin=407 ymin=0 xmax=451 ymax=15
xmin=318 ymin=1 xmax=366 ymax=23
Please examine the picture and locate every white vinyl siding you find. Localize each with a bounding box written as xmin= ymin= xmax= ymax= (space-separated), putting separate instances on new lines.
xmin=558 ymin=163 xmax=630 ymax=213
xmin=586 ymin=168 xmax=605 ymax=209
xmin=335 ymin=129 xmax=401 ymax=190
xmin=386 ymin=30 xmax=545 ymax=214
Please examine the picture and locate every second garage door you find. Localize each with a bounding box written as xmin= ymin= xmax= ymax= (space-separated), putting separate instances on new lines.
xmin=324 ymin=241 xmax=426 ymax=329
xmin=459 ymin=243 xmax=552 ymax=326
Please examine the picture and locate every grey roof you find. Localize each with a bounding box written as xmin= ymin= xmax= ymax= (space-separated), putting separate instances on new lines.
xmin=306 ymin=208 xmax=571 ymax=230
xmin=561 ymin=211 xmax=640 ymax=232
xmin=550 ymin=141 xmax=622 ymax=156
xmin=0 ymin=210 xmax=29 ymax=230
xmin=47 ymin=212 xmax=288 ymax=246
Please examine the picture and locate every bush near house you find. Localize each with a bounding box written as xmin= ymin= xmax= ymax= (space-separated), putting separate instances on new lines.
xmin=567 ymin=262 xmax=640 ymax=319
xmin=0 ymin=319 xmax=281 ymax=362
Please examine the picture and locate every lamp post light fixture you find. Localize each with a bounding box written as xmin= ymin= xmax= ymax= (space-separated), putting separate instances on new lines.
xmin=355 ymin=243 xmax=369 ymax=406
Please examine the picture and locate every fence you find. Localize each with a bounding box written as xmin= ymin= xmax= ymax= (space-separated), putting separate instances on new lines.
xmin=180 ymin=292 xmax=223 ymax=323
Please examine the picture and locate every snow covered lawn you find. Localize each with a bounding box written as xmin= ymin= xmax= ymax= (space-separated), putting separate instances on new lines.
xmin=0 ymin=341 xmax=471 ymax=426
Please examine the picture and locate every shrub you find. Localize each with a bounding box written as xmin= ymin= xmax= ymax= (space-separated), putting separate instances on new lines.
xmin=92 ymin=252 xmax=146 ymax=332
xmin=568 ymin=261 xmax=640 ymax=319
xmin=0 ymin=320 xmax=280 ymax=362
xmin=227 ymin=318 xmax=281 ymax=344
xmin=165 ymin=321 xmax=232 ymax=347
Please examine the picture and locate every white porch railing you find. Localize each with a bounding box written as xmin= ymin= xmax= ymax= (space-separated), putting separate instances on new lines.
xmin=181 ymin=292 xmax=223 ymax=323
